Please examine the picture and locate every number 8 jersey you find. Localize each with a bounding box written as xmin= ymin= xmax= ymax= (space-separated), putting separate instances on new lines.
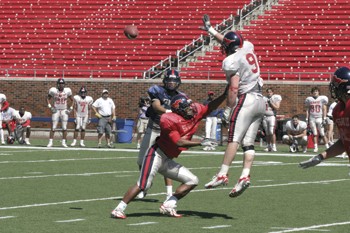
xmin=222 ymin=41 xmax=263 ymax=95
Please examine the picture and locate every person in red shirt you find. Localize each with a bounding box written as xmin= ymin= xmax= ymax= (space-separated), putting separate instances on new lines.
xmin=111 ymin=87 xmax=228 ymax=219
xmin=300 ymin=67 xmax=350 ymax=169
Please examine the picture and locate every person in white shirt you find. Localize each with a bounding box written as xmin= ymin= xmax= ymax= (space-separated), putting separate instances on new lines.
xmin=71 ymin=86 xmax=94 ymax=147
xmin=0 ymin=93 xmax=7 ymax=144
xmin=46 ymin=78 xmax=74 ymax=148
xmin=282 ymin=115 xmax=308 ymax=153
xmin=1 ymin=101 xmax=16 ymax=144
xmin=201 ymin=14 xmax=265 ymax=198
xmin=325 ymin=100 xmax=337 ymax=146
xmin=14 ymin=106 xmax=32 ymax=145
xmin=92 ymin=89 xmax=116 ymax=148
xmin=305 ymin=86 xmax=329 ymax=152
xmin=262 ymin=88 xmax=282 ymax=152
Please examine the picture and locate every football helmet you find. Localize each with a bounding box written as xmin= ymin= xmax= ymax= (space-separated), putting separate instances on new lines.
xmin=170 ymin=94 xmax=195 ymax=119
xmin=221 ymin=31 xmax=244 ymax=56
xmin=163 ymin=69 xmax=181 ymax=91
xmin=329 ymin=67 xmax=350 ymax=101
xmin=7 ymin=136 xmax=15 ymax=144
xmin=57 ymin=78 xmax=65 ymax=91
xmin=79 ymin=86 xmax=87 ymax=99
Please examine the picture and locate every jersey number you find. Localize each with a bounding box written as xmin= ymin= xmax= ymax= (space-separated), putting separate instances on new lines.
xmin=246 ymin=53 xmax=258 ymax=73
xmin=310 ymin=105 xmax=321 ymax=113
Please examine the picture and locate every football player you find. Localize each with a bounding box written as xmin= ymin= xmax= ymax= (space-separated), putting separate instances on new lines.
xmin=202 ymin=14 xmax=265 ymax=198
xmin=111 ymin=89 xmax=227 ymax=219
xmin=262 ymin=88 xmax=282 ymax=152
xmin=136 ymin=68 xmax=183 ymax=199
xmin=71 ymin=86 xmax=93 ymax=147
xmin=1 ymin=101 xmax=16 ymax=144
xmin=14 ymin=106 xmax=32 ymax=145
xmin=305 ymin=86 xmax=329 ymax=152
xmin=282 ymin=115 xmax=308 ymax=153
xmin=300 ymin=67 xmax=350 ymax=173
xmin=46 ymin=78 xmax=74 ymax=147
xmin=325 ymin=99 xmax=337 ymax=146
xmin=0 ymin=93 xmax=7 ymax=144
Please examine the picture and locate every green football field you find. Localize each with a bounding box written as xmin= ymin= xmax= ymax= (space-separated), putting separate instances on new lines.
xmin=0 ymin=140 xmax=349 ymax=233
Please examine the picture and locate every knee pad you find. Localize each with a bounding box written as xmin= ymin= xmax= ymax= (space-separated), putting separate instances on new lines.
xmin=242 ymin=145 xmax=254 ymax=152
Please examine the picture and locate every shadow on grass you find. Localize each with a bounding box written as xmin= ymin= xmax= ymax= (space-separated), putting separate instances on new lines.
xmin=125 ymin=210 xmax=233 ymax=219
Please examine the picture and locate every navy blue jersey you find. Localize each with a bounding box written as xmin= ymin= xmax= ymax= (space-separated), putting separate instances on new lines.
xmin=146 ymin=85 xmax=181 ymax=125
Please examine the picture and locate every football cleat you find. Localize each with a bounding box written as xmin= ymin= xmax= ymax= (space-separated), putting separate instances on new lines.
xmin=111 ymin=209 xmax=126 ymax=219
xmin=62 ymin=142 xmax=68 ymax=148
xmin=204 ymin=174 xmax=229 ymax=189
xmin=47 ymin=142 xmax=53 ymax=147
xmin=80 ymin=142 xmax=86 ymax=147
xmin=229 ymin=176 xmax=251 ymax=198
xmin=313 ymin=147 xmax=318 ymax=153
xmin=159 ymin=204 xmax=182 ymax=218
xmin=137 ymin=191 xmax=147 ymax=199
xmin=264 ymin=147 xmax=271 ymax=152
xmin=299 ymin=154 xmax=323 ymax=169
xmin=70 ymin=141 xmax=76 ymax=147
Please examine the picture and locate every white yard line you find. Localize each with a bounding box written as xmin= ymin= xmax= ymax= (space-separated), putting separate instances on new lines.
xmin=55 ymin=218 xmax=85 ymax=223
xmin=127 ymin=222 xmax=158 ymax=226
xmin=202 ymin=225 xmax=232 ymax=229
xmin=269 ymin=221 xmax=350 ymax=233
xmin=0 ymin=179 xmax=349 ymax=211
xmin=0 ymin=216 xmax=16 ymax=219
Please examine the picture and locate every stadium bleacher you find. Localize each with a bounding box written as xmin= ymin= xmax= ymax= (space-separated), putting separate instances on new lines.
xmin=0 ymin=0 xmax=250 ymax=79
xmin=183 ymin=0 xmax=350 ymax=81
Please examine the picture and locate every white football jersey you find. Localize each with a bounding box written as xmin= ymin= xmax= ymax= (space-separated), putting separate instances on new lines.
xmin=222 ymin=41 xmax=263 ymax=95
xmin=285 ymin=120 xmax=307 ymax=135
xmin=15 ymin=111 xmax=32 ymax=124
xmin=73 ymin=95 xmax=93 ymax=117
xmin=1 ymin=107 xmax=16 ymax=122
xmin=327 ymin=101 xmax=337 ymax=117
xmin=0 ymin=93 xmax=6 ymax=104
xmin=305 ymin=95 xmax=328 ymax=118
xmin=48 ymin=87 xmax=72 ymax=110
xmin=264 ymin=94 xmax=282 ymax=116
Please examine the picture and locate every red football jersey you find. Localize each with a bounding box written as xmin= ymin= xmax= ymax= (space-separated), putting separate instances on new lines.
xmin=333 ymin=99 xmax=350 ymax=155
xmin=157 ymin=103 xmax=209 ymax=158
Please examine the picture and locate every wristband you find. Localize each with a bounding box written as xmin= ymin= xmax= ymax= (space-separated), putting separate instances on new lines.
xmin=48 ymin=104 xmax=52 ymax=108
xmin=165 ymin=110 xmax=172 ymax=113
xmin=208 ymin=27 xmax=218 ymax=36
xmin=70 ymin=106 xmax=73 ymax=110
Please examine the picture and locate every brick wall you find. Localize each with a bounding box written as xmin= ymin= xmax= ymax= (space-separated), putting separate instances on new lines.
xmin=0 ymin=78 xmax=332 ymax=138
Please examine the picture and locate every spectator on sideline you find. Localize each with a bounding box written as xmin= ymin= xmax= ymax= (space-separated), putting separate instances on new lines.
xmin=300 ymin=67 xmax=350 ymax=172
xmin=135 ymin=96 xmax=150 ymax=149
xmin=136 ymin=69 xmax=183 ymax=200
xmin=282 ymin=115 xmax=308 ymax=153
xmin=203 ymin=91 xmax=220 ymax=151
xmin=71 ymin=86 xmax=94 ymax=147
xmin=46 ymin=78 xmax=74 ymax=148
xmin=111 ymin=88 xmax=228 ymax=219
xmin=0 ymin=93 xmax=7 ymax=144
xmin=1 ymin=101 xmax=16 ymax=144
xmin=325 ymin=99 xmax=337 ymax=146
xmin=201 ymin=14 xmax=265 ymax=198
xmin=262 ymin=88 xmax=282 ymax=152
xmin=14 ymin=106 xmax=32 ymax=145
xmin=92 ymin=89 xmax=116 ymax=148
xmin=305 ymin=86 xmax=329 ymax=152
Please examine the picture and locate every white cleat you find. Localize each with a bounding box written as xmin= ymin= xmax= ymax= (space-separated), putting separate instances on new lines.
xmin=229 ymin=176 xmax=251 ymax=198
xmin=62 ymin=143 xmax=68 ymax=148
xmin=111 ymin=209 xmax=126 ymax=219
xmin=159 ymin=204 xmax=182 ymax=218
xmin=80 ymin=142 xmax=86 ymax=147
xmin=204 ymin=174 xmax=229 ymax=189
xmin=47 ymin=142 xmax=53 ymax=147
xmin=70 ymin=141 xmax=76 ymax=147
xmin=313 ymin=147 xmax=318 ymax=153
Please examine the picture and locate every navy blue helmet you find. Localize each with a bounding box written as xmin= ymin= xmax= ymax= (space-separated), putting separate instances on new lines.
xmin=170 ymin=94 xmax=194 ymax=119
xmin=221 ymin=31 xmax=244 ymax=55
xmin=329 ymin=66 xmax=350 ymax=100
xmin=163 ymin=69 xmax=181 ymax=91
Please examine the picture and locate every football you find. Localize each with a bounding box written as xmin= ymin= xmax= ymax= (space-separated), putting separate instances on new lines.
xmin=124 ymin=25 xmax=139 ymax=39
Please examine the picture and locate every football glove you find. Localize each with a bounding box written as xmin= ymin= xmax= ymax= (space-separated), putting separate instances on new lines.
xmin=299 ymin=154 xmax=324 ymax=169
xmin=50 ymin=107 xmax=58 ymax=114
xmin=201 ymin=14 xmax=212 ymax=31
xmin=201 ymin=138 xmax=218 ymax=147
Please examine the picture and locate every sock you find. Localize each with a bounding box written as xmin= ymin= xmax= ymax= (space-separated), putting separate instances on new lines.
xmin=62 ymin=139 xmax=66 ymax=144
xmin=49 ymin=138 xmax=53 ymax=143
xmin=218 ymin=164 xmax=230 ymax=176
xmin=240 ymin=168 xmax=250 ymax=179
xmin=272 ymin=144 xmax=276 ymax=149
xmin=314 ymin=143 xmax=318 ymax=148
xmin=164 ymin=196 xmax=178 ymax=207
xmin=116 ymin=201 xmax=127 ymax=211
xmin=166 ymin=185 xmax=173 ymax=197
xmin=80 ymin=140 xmax=84 ymax=144
xmin=72 ymin=139 xmax=77 ymax=143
